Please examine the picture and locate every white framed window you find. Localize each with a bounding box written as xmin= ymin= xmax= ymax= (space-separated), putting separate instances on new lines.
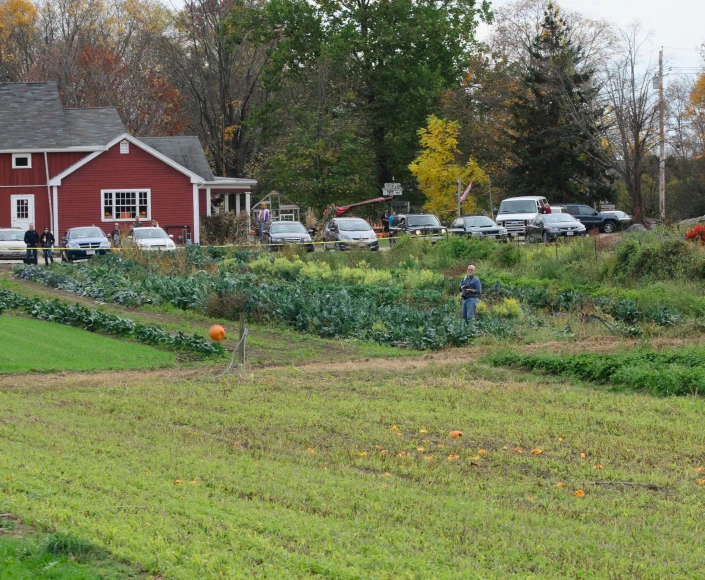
xmin=12 ymin=153 xmax=32 ymax=169
xmin=101 ymin=189 xmax=150 ymax=222
xmin=120 ymin=140 xmax=129 ymax=154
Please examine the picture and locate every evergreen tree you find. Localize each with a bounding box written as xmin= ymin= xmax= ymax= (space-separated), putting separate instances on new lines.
xmin=508 ymin=2 xmax=612 ymax=204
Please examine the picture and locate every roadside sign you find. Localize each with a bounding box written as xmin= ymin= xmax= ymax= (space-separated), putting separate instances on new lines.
xmin=382 ymin=182 xmax=403 ymax=197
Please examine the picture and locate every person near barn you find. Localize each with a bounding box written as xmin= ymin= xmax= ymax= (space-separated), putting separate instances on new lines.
xmin=24 ymin=223 xmax=39 ymax=265
xmin=257 ymin=204 xmax=270 ymax=240
xmin=110 ymin=222 xmax=121 ymax=247
xmin=459 ymin=264 xmax=482 ymax=322
xmin=39 ymin=226 xmax=55 ymax=265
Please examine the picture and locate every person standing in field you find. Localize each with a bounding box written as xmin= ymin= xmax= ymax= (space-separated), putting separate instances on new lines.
xmin=459 ymin=264 xmax=481 ymax=322
xmin=39 ymin=226 xmax=55 ymax=265
xmin=110 ymin=222 xmax=121 ymax=247
xmin=257 ymin=204 xmax=270 ymax=240
xmin=24 ymin=223 xmax=39 ymax=265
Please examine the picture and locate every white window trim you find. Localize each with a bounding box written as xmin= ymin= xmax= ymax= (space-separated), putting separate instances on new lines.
xmin=12 ymin=153 xmax=32 ymax=169
xmin=100 ymin=188 xmax=151 ymax=222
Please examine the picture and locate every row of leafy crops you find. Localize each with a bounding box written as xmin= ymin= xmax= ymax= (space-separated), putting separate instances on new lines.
xmin=16 ymin=263 xmax=512 ymax=350
xmin=489 ymin=349 xmax=705 ymax=396
xmin=0 ymin=289 xmax=223 ymax=359
xmin=482 ymin=280 xmax=682 ymax=326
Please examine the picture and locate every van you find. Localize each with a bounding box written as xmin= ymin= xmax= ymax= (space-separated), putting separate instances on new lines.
xmin=495 ymin=196 xmax=549 ymax=237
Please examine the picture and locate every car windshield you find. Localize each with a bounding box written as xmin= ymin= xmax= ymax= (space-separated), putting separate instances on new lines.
xmin=498 ymin=200 xmax=539 ymax=214
xmin=544 ymin=214 xmax=577 ymax=224
xmin=133 ymin=228 xmax=169 ymax=239
xmin=406 ymin=215 xmax=441 ymax=227
xmin=68 ymin=228 xmax=105 ymax=239
xmin=463 ymin=217 xmax=495 ymax=227
xmin=271 ymin=223 xmax=306 ymax=234
xmin=338 ymin=219 xmax=372 ymax=232
xmin=0 ymin=230 xmax=24 ymax=241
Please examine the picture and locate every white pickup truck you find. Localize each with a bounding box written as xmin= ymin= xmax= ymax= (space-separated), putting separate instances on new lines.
xmin=494 ymin=196 xmax=549 ymax=237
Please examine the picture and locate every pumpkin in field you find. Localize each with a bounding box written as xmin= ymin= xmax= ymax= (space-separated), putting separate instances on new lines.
xmin=209 ymin=324 xmax=226 ymax=341
xmin=449 ymin=430 xmax=463 ymax=438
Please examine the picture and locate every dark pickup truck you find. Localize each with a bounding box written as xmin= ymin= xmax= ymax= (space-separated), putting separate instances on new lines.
xmin=563 ymin=204 xmax=620 ymax=234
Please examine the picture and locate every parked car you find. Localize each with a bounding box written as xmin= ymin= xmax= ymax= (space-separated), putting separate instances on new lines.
xmin=600 ymin=210 xmax=632 ymax=228
xmin=494 ymin=196 xmax=550 ymax=237
xmin=324 ymin=218 xmax=379 ymax=251
xmin=130 ymin=227 xmax=177 ymax=251
xmin=449 ymin=216 xmax=508 ymax=241
xmin=563 ymin=204 xmax=620 ymax=233
xmin=525 ymin=213 xmax=587 ymax=242
xmin=60 ymin=226 xmax=111 ymax=262
xmin=389 ymin=214 xmax=446 ymax=242
xmin=263 ymin=221 xmax=314 ymax=252
xmin=550 ymin=206 xmax=566 ymax=213
xmin=0 ymin=228 xmax=27 ymax=260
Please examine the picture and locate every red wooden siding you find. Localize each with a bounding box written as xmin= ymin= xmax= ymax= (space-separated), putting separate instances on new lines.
xmin=57 ymin=142 xmax=194 ymax=236
xmin=199 ymin=189 xmax=207 ymax=217
xmin=0 ymin=153 xmax=47 ymax=186
xmin=0 ymin=186 xmax=51 ymax=230
xmin=47 ymin=152 xmax=89 ymax=179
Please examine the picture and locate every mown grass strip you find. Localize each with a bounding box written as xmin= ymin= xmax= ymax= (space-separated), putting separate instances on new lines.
xmin=0 ymin=316 xmax=175 ymax=374
xmin=0 ymin=289 xmax=223 ymax=359
xmin=489 ymin=349 xmax=705 ymax=396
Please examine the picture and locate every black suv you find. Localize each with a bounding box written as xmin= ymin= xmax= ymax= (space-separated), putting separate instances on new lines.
xmin=563 ymin=204 xmax=619 ymax=234
xmin=389 ymin=214 xmax=447 ymax=242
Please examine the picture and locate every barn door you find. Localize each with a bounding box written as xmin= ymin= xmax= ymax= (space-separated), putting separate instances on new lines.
xmin=10 ymin=195 xmax=35 ymax=230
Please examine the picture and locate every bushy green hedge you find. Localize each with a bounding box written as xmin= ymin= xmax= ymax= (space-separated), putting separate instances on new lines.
xmin=489 ymin=349 xmax=705 ymax=396
xmin=0 ymin=289 xmax=223 ymax=358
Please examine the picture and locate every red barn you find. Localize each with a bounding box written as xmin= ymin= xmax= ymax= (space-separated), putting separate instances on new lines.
xmin=0 ymin=82 xmax=255 ymax=243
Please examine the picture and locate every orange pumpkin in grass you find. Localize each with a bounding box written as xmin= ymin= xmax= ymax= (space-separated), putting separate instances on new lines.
xmin=209 ymin=324 xmax=226 ymax=341
xmin=449 ymin=430 xmax=463 ymax=439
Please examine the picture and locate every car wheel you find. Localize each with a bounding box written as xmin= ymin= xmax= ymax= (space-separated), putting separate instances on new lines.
xmin=602 ymin=221 xmax=616 ymax=234
xmin=542 ymin=232 xmax=550 ymax=244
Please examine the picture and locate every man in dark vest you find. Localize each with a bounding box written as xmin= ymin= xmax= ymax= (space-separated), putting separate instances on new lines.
xmin=24 ymin=223 xmax=39 ymax=265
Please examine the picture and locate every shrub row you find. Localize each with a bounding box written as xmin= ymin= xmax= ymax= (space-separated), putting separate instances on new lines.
xmin=0 ymin=289 xmax=224 ymax=358
xmin=489 ymin=349 xmax=705 ymax=396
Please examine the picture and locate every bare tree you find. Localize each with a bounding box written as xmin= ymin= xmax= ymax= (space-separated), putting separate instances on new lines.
xmin=490 ymin=0 xmax=617 ymax=73
xmin=666 ymin=76 xmax=696 ymax=158
xmin=159 ymin=0 xmax=273 ymax=177
xmin=602 ymin=24 xmax=659 ymax=222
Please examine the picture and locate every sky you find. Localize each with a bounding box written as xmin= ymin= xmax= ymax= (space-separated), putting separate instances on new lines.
xmin=479 ymin=0 xmax=705 ymax=76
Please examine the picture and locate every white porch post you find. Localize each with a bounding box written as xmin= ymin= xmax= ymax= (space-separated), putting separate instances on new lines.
xmin=192 ymin=184 xmax=200 ymax=244
xmin=224 ymin=191 xmax=230 ymax=213
xmin=245 ymin=193 xmax=251 ymax=230
xmin=52 ymin=186 xmax=59 ymax=236
xmin=235 ymin=192 xmax=240 ymax=215
xmin=206 ymin=186 xmax=212 ymax=217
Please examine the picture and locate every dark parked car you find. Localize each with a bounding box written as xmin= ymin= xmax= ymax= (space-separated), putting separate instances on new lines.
xmin=600 ymin=210 xmax=632 ymax=228
xmin=563 ymin=204 xmax=620 ymax=233
xmin=389 ymin=214 xmax=446 ymax=242
xmin=449 ymin=216 xmax=507 ymax=241
xmin=60 ymin=226 xmax=111 ymax=262
xmin=525 ymin=213 xmax=587 ymax=243
xmin=263 ymin=221 xmax=314 ymax=252
xmin=324 ymin=218 xmax=378 ymax=251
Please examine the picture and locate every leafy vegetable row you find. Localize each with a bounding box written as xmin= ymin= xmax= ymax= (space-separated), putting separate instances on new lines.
xmin=489 ymin=350 xmax=705 ymax=396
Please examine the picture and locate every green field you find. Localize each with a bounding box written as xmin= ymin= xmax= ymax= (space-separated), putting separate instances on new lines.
xmin=0 ymin=316 xmax=175 ymax=374
xmin=2 ymin=360 xmax=705 ymax=578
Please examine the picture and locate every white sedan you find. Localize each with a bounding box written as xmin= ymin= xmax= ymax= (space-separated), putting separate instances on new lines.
xmin=131 ymin=227 xmax=177 ymax=251
xmin=0 ymin=228 xmax=27 ymax=260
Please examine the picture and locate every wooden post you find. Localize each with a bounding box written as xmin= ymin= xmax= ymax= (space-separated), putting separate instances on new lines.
xmin=238 ymin=312 xmax=246 ymax=370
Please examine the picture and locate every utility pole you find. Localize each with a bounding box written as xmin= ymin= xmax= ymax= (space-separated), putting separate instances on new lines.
xmin=457 ymin=177 xmax=461 ymax=217
xmin=488 ymin=174 xmax=494 ymax=220
xmin=659 ymin=47 xmax=666 ymax=222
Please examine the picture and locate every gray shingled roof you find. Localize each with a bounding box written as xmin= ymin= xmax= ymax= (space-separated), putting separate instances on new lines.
xmin=63 ymin=108 xmax=126 ymax=146
xmin=0 ymin=82 xmax=68 ymax=149
xmin=139 ymin=136 xmax=215 ymax=181
xmin=0 ymin=82 xmax=126 ymax=149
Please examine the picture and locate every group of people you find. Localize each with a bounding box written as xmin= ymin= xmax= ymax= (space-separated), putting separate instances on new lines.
xmin=21 ymin=217 xmax=161 ymax=265
xmin=23 ymin=224 xmax=55 ymax=266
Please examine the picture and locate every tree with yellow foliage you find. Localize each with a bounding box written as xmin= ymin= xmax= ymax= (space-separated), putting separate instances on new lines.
xmin=409 ymin=115 xmax=486 ymax=221
xmin=686 ymin=73 xmax=705 ymax=157
xmin=0 ymin=0 xmax=37 ymax=81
